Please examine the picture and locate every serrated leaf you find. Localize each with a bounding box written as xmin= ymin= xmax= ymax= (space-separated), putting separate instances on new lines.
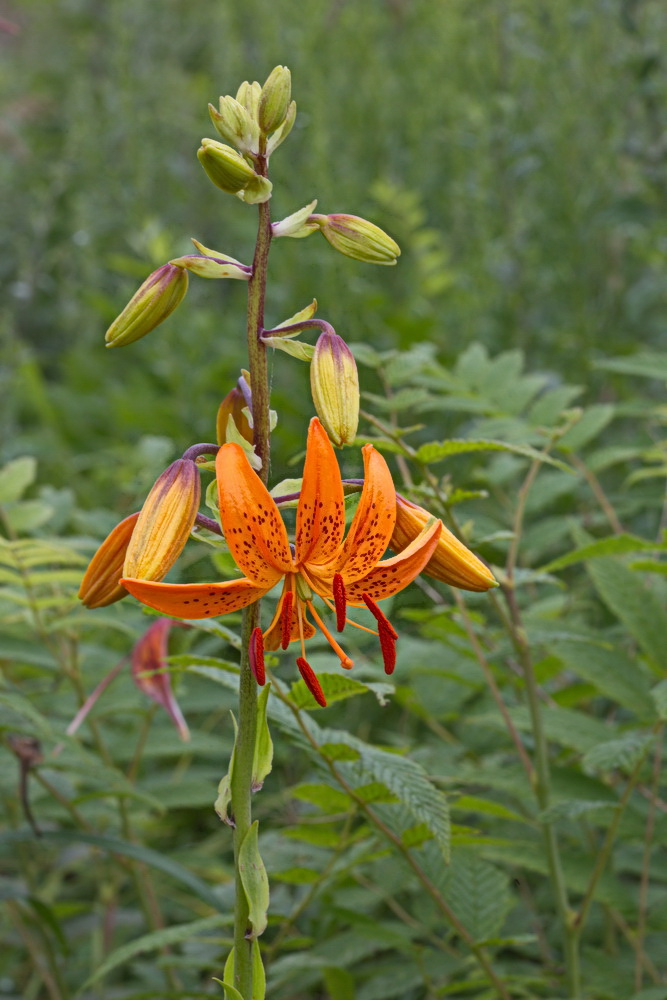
xmin=582 ymin=732 xmax=655 ymax=773
xmin=539 ymin=799 xmax=617 ymax=823
xmin=552 ymin=640 xmax=655 ymax=718
xmin=401 ymin=822 xmax=433 ymax=848
xmin=292 ymin=782 xmax=351 ymax=812
xmin=320 ymin=743 xmax=361 ymax=761
xmin=290 ymin=672 xmax=376 ymax=710
xmin=651 ymin=679 xmax=667 ymax=720
xmin=586 ymin=557 xmax=667 ymax=672
xmin=442 ymin=851 xmax=511 ymax=942
xmin=413 ymin=438 xmax=572 ymax=473
xmin=0 ymin=457 xmax=37 ymax=503
xmin=238 ymin=821 xmax=269 ymax=939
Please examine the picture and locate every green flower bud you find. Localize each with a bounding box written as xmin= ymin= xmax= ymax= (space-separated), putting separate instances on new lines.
xmin=197 ymin=138 xmax=257 ymax=193
xmin=310 ymin=331 xmax=360 ymax=447
xmin=209 ymin=96 xmax=260 ymax=156
xmin=235 ymin=80 xmax=262 ymax=120
xmin=258 ymin=65 xmax=292 ymax=135
xmin=236 ymin=173 xmax=273 ymax=205
xmin=104 ymin=264 xmax=188 ymax=348
xmin=266 ymin=100 xmax=296 ymax=156
xmin=123 ymin=459 xmax=200 ymax=580
xmin=312 ymin=213 xmax=401 ymax=265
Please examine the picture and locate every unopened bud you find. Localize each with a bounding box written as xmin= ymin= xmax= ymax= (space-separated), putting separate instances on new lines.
xmin=105 ymin=264 xmax=188 ymax=348
xmin=391 ymin=496 xmax=497 ymax=592
xmin=123 ymin=459 xmax=200 ymax=580
xmin=258 ymin=65 xmax=292 ymax=135
xmin=197 ymin=138 xmax=257 ymax=193
xmin=132 ymin=619 xmax=189 ymax=740
xmin=79 ymin=512 xmax=140 ymax=608
xmin=216 ymin=385 xmax=254 ymax=445
xmin=236 ymin=173 xmax=273 ymax=205
xmin=310 ymin=332 xmax=359 ymax=448
xmin=236 ymin=80 xmax=262 ymax=120
xmin=266 ymin=100 xmax=296 ymax=156
xmin=209 ymin=96 xmax=260 ymax=156
xmin=311 ymin=214 xmax=400 ymax=265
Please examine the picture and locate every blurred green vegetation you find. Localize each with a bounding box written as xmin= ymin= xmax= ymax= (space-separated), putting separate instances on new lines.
xmin=4 ymin=2 xmax=667 ymax=998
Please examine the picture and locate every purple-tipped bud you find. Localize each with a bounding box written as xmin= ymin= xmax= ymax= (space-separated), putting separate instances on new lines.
xmin=131 ymin=619 xmax=189 ymax=740
xmin=104 ymin=264 xmax=188 ymax=348
xmin=310 ymin=332 xmax=360 ymax=447
xmin=311 ymin=214 xmax=400 ymax=265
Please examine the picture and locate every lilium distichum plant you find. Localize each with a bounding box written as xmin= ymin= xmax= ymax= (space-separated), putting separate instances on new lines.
xmin=79 ymin=65 xmax=499 ymax=1000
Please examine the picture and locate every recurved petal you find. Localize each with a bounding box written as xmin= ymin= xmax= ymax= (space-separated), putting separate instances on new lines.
xmin=345 ymin=518 xmax=442 ymax=605
xmin=334 ymin=444 xmax=396 ymax=583
xmin=216 ymin=443 xmax=294 ymax=584
xmin=121 ymin=577 xmax=270 ymax=618
xmin=296 ymin=417 xmax=346 ymax=566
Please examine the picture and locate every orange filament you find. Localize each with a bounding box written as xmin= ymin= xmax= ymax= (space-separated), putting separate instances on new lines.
xmin=296 ymin=656 xmax=327 ymax=707
xmin=280 ymin=589 xmax=294 ymax=650
xmin=296 ymin=594 xmax=307 ymax=661
xmin=361 ymin=592 xmax=398 ymax=641
xmin=306 ymin=599 xmax=354 ymax=670
xmin=249 ymin=627 xmax=266 ymax=685
xmin=333 ymin=572 xmax=347 ymax=633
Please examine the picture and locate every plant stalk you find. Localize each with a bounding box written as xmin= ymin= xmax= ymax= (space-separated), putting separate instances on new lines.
xmin=230 ymin=153 xmax=273 ymax=999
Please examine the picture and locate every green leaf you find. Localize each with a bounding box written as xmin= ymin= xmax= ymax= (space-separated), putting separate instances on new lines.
xmin=81 ymin=915 xmax=231 ymax=989
xmin=541 ymin=534 xmax=660 ymax=573
xmin=0 ymin=456 xmax=37 ymax=503
xmin=320 ymin=743 xmax=361 ymax=761
xmin=595 ymin=352 xmax=667 ymax=380
xmin=582 ymin=732 xmax=655 ymax=773
xmin=323 ymin=966 xmax=356 ymax=1000
xmin=539 ymin=799 xmax=617 ymax=823
xmin=213 ymin=979 xmax=244 ymax=1000
xmin=413 ymin=437 xmax=572 ymax=473
xmin=3 ymin=501 xmax=54 ymax=533
xmin=586 ymin=557 xmax=667 ymax=672
xmin=552 ymin=640 xmax=655 ymax=718
xmin=238 ymin=821 xmax=269 ymax=939
xmin=222 ymin=941 xmax=265 ymax=1000
xmin=443 ymin=851 xmax=511 ymax=942
xmin=290 ymin=672 xmax=383 ymax=710
xmin=252 ymin=684 xmax=273 ymax=791
xmin=0 ymin=831 xmax=224 ymax=911
xmin=292 ymin=782 xmax=351 ymax=812
xmin=651 ymin=679 xmax=667 ymax=720
xmin=558 ymin=404 xmax=615 ymax=451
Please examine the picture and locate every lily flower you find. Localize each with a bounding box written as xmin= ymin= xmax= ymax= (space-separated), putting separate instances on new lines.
xmin=121 ymin=418 xmax=442 ymax=706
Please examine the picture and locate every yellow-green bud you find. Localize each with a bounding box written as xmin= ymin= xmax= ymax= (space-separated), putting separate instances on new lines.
xmin=391 ymin=496 xmax=498 ymax=592
xmin=197 ymin=138 xmax=257 ymax=193
xmin=312 ymin=213 xmax=401 ymax=265
xmin=236 ymin=80 xmax=262 ymax=120
xmin=258 ymin=65 xmax=292 ymax=135
xmin=209 ymin=97 xmax=260 ymax=156
xmin=266 ymin=100 xmax=296 ymax=156
xmin=310 ymin=332 xmax=360 ymax=447
xmin=79 ymin=512 xmax=140 ymax=608
xmin=123 ymin=459 xmax=200 ymax=580
xmin=104 ymin=264 xmax=188 ymax=348
xmin=236 ymin=173 xmax=273 ymax=205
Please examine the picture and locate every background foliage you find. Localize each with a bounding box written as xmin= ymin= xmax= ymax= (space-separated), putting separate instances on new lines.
xmin=3 ymin=1 xmax=667 ymax=998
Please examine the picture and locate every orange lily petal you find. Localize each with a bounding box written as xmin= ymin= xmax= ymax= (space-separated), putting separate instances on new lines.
xmin=216 ymin=443 xmax=294 ymax=584
xmin=331 ymin=444 xmax=396 ymax=584
xmin=121 ymin=576 xmax=270 ymax=618
xmin=264 ymin=587 xmax=316 ymax=651
xmin=345 ymin=518 xmax=442 ymax=604
xmin=295 ymin=417 xmax=346 ymax=566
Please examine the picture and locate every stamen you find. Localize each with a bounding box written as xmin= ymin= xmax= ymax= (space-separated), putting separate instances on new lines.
xmin=249 ymin=627 xmax=266 ymax=686
xmin=306 ymin=600 xmax=354 ymax=670
xmin=333 ymin=573 xmax=347 ymax=633
xmin=378 ymin=624 xmax=396 ymax=675
xmin=281 ymin=590 xmax=294 ymax=650
xmin=296 ymin=656 xmax=327 ymax=707
xmin=361 ymin=592 xmax=398 ymax=641
xmin=313 ymin=588 xmax=379 ymax=636
xmin=296 ymin=596 xmax=307 ymax=661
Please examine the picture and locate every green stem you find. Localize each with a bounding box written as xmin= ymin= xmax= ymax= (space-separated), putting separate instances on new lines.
xmin=230 ymin=155 xmax=273 ymax=1000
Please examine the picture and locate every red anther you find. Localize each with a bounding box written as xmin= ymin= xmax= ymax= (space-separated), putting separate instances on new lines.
xmin=296 ymin=656 xmax=327 ymax=707
xmin=361 ymin=592 xmax=398 ymax=640
xmin=378 ymin=623 xmax=396 ymax=675
xmin=280 ymin=591 xmax=294 ymax=650
xmin=249 ymin=627 xmax=266 ymax=685
xmin=333 ymin=572 xmax=347 ymax=633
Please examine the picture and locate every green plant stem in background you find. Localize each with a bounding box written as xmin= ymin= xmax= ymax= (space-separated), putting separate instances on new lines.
xmin=230 ymin=148 xmax=273 ymax=1000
